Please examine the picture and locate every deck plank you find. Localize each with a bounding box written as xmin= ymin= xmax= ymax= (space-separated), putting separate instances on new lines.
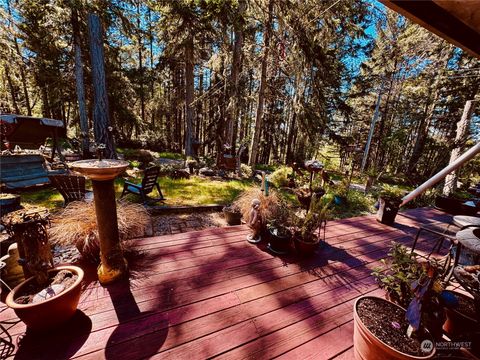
xmin=0 ymin=207 xmax=456 ymax=360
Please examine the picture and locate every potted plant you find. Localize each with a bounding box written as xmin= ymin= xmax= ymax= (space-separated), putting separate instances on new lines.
xmin=441 ymin=289 xmax=480 ymax=339
xmin=3 ymin=210 xmax=84 ymax=331
xmin=0 ymin=193 xmax=21 ymax=216
xmin=355 ymin=260 xmax=444 ymax=359
xmin=293 ymin=194 xmax=331 ymax=256
xmin=333 ymin=179 xmax=349 ymax=206
xmin=223 ymin=204 xmax=242 ymax=226
xmin=435 ymin=191 xmax=477 ymax=216
xmin=377 ymin=185 xmax=404 ymax=225
xmin=372 ymin=242 xmax=424 ymax=308
xmin=267 ymin=218 xmax=292 ymax=255
xmin=6 ymin=265 xmax=84 ymax=331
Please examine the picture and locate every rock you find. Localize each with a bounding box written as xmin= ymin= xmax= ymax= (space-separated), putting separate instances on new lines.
xmin=32 ymin=284 xmax=65 ymax=303
xmin=199 ymin=167 xmax=216 ymax=176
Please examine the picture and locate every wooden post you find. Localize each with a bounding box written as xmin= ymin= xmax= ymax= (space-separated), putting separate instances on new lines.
xmin=88 ymin=14 xmax=116 ymax=159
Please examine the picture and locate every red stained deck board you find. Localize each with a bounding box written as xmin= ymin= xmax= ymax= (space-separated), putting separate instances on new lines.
xmin=1 ymin=208 xmax=455 ymax=360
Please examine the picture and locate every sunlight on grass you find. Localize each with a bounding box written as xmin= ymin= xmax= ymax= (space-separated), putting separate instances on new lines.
xmin=157 ymin=177 xmax=253 ymax=205
xmin=20 ymin=188 xmax=64 ymax=210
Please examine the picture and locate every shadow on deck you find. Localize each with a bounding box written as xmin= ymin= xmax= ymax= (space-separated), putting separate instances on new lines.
xmin=0 ymin=207 xmax=455 ymax=360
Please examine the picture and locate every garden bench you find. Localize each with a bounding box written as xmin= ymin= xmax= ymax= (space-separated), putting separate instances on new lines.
xmin=0 ymin=154 xmax=64 ymax=190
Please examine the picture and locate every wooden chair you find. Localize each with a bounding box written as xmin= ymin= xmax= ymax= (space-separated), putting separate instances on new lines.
xmin=121 ymin=166 xmax=165 ymax=204
xmin=48 ymin=174 xmax=92 ymax=206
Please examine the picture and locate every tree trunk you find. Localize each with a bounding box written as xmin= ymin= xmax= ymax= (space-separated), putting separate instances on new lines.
xmin=443 ymin=100 xmax=477 ymax=196
xmin=137 ymin=1 xmax=145 ymax=124
xmin=88 ymin=13 xmax=116 ymax=159
xmin=72 ymin=8 xmax=90 ymax=157
xmin=184 ymin=32 xmax=195 ymax=157
xmin=4 ymin=65 xmax=20 ymax=114
xmin=249 ymin=0 xmax=273 ymax=167
xmin=227 ymin=0 xmax=246 ymax=154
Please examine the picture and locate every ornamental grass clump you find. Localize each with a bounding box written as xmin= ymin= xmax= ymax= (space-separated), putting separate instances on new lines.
xmin=48 ymin=201 xmax=150 ymax=262
xmin=233 ymin=188 xmax=283 ymax=224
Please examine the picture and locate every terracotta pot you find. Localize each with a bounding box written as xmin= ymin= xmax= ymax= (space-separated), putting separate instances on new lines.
xmin=354 ymin=296 xmax=436 ymax=360
xmin=294 ymin=235 xmax=320 ymax=256
xmin=6 ymin=265 xmax=84 ymax=331
xmin=442 ymin=290 xmax=480 ymax=338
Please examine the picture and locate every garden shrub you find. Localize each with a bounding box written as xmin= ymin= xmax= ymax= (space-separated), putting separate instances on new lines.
xmin=241 ymin=164 xmax=253 ymax=178
xmin=269 ymin=166 xmax=293 ymax=188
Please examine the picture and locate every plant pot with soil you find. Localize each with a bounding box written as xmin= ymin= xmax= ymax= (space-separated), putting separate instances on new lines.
xmin=377 ymin=186 xmax=404 ymax=225
xmin=6 ymin=265 xmax=84 ymax=331
xmin=223 ymin=205 xmax=242 ymax=226
xmin=441 ymin=290 xmax=480 ymax=339
xmin=267 ymin=224 xmax=291 ymax=255
xmin=354 ymin=295 xmax=436 ymax=359
xmin=0 ymin=193 xmax=21 ymax=217
xmin=292 ymin=194 xmax=330 ymax=256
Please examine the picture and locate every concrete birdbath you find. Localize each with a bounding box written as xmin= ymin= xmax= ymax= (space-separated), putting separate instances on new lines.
xmin=70 ymin=147 xmax=129 ymax=285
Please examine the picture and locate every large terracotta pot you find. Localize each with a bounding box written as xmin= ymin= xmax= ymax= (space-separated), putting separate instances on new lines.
xmin=6 ymin=265 xmax=84 ymax=331
xmin=442 ymin=290 xmax=479 ymax=338
xmin=354 ymin=295 xmax=436 ymax=360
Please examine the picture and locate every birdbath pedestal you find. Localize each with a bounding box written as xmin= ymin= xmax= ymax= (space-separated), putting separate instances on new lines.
xmin=70 ymin=159 xmax=129 ymax=285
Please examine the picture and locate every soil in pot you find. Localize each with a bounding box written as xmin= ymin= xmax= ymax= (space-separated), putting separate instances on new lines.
xmin=14 ymin=270 xmax=78 ymax=304
xmin=443 ymin=291 xmax=479 ymax=338
xmin=357 ymin=297 xmax=434 ymax=357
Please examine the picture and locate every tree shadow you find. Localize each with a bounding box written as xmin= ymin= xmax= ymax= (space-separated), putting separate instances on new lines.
xmin=14 ymin=310 xmax=91 ymax=360
xmin=104 ymin=280 xmax=168 ymax=360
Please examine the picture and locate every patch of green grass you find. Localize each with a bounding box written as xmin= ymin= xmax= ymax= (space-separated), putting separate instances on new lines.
xmin=157 ymin=152 xmax=185 ymax=160
xmin=20 ymin=188 xmax=64 ymax=210
xmin=325 ymin=190 xmax=376 ymax=219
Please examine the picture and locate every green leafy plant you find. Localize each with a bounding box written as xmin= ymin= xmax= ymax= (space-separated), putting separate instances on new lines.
xmin=293 ymin=194 xmax=331 ymax=243
xmin=372 ymin=242 xmax=425 ymax=308
xmin=379 ymin=184 xmax=404 ymax=205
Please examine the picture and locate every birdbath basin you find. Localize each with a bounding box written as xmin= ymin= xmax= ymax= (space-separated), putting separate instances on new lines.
xmin=70 ymin=159 xmax=129 ymax=285
xmin=70 ymin=159 xmax=129 ymax=181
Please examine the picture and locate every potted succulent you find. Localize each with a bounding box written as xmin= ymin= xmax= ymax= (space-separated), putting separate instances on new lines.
xmin=222 ymin=204 xmax=242 ymax=226
xmin=377 ymin=185 xmax=404 ymax=225
xmin=293 ymin=194 xmax=331 ymax=256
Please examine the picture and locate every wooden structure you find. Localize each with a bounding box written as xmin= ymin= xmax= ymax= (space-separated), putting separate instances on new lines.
xmin=121 ymin=166 xmax=165 ymax=203
xmin=48 ymin=174 xmax=90 ymax=206
xmin=380 ymin=1 xmax=480 ymax=58
xmin=1 ymin=155 xmax=52 ymax=190
xmin=0 ymin=207 xmax=468 ymax=359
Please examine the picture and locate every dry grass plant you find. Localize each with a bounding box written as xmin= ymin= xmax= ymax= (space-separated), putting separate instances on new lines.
xmin=233 ymin=188 xmax=283 ymax=223
xmin=49 ymin=200 xmax=151 ymax=261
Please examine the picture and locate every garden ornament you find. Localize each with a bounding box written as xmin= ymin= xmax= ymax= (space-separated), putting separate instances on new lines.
xmin=247 ymin=199 xmax=262 ymax=244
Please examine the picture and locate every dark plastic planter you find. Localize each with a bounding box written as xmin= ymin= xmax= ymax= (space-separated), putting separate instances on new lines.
xmin=435 ymin=195 xmax=477 ymax=216
xmin=376 ymin=198 xmax=400 ymax=225
xmin=442 ymin=290 xmax=480 ymax=339
xmin=268 ymin=226 xmax=291 ymax=255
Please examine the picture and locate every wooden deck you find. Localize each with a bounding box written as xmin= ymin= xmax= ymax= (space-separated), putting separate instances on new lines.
xmin=0 ymin=207 xmax=455 ymax=360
